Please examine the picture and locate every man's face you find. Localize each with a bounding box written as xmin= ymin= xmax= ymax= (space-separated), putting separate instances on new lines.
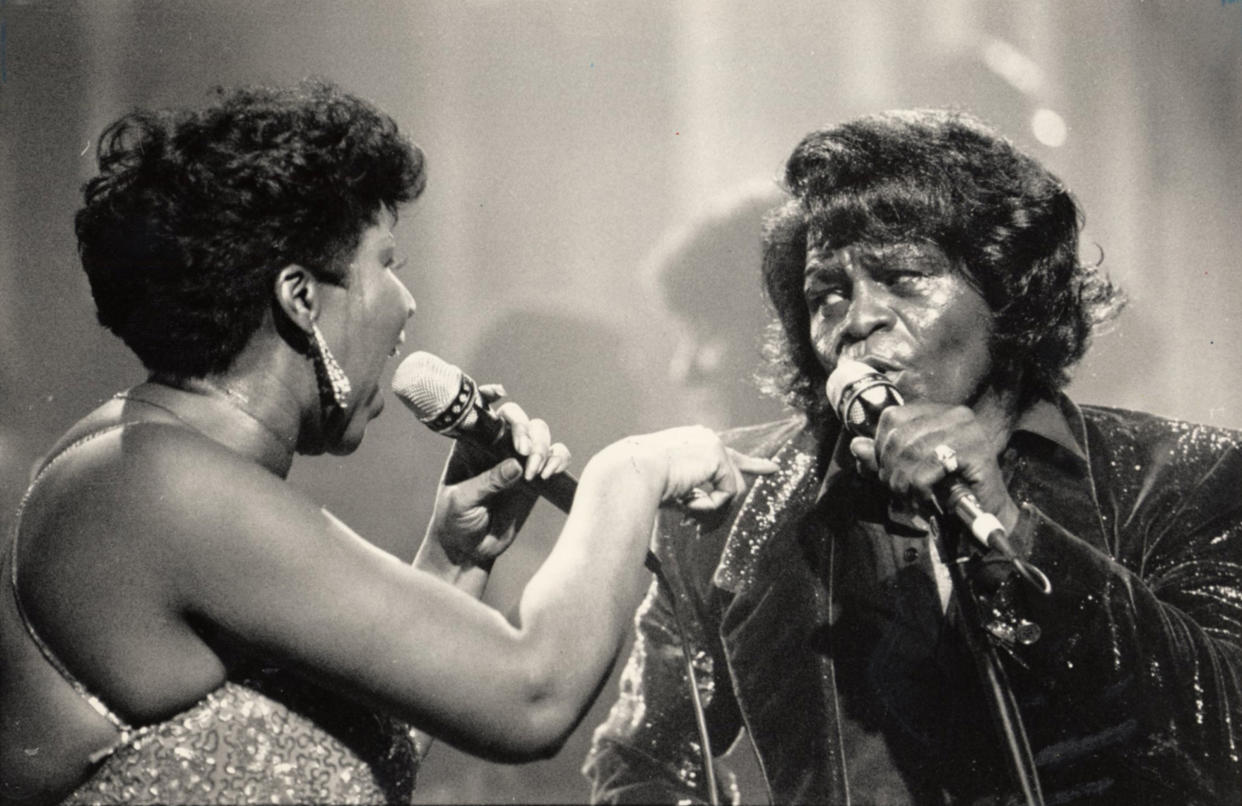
xmin=803 ymin=239 xmax=995 ymax=407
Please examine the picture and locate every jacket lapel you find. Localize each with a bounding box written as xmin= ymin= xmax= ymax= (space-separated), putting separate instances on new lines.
xmin=713 ymin=428 xmax=850 ymax=803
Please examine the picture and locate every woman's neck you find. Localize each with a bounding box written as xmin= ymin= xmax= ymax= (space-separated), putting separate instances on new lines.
xmin=136 ymin=373 xmax=302 ymax=477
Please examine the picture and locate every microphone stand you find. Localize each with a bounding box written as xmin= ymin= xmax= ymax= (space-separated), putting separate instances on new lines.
xmin=939 ymin=516 xmax=1045 ymax=806
xmin=644 ymin=549 xmax=720 ymax=806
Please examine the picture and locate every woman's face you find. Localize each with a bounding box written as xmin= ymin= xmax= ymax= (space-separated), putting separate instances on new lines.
xmin=317 ymin=210 xmax=416 ymax=454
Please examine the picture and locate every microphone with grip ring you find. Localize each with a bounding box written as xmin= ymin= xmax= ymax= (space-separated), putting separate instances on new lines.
xmin=826 ymin=358 xmax=1051 ymax=594
xmin=392 ymin=351 xmax=578 ymax=512
xmin=392 ymin=352 xmax=682 ymax=589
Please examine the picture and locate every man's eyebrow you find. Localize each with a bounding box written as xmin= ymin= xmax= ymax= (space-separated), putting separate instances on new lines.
xmin=803 ymin=260 xmax=835 ymax=279
xmin=804 ymin=251 xmax=848 ymax=277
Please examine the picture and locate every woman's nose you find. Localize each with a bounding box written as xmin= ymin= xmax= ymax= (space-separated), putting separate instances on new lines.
xmin=398 ymin=280 xmax=416 ymax=318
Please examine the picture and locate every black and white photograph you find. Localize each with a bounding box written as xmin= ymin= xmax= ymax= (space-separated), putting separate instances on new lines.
xmin=2 ymin=2 xmax=1241 ymax=804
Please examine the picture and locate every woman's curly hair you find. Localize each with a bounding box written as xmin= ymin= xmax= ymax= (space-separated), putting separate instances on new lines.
xmin=75 ymin=78 xmax=426 ymax=377
xmin=761 ymin=108 xmax=1124 ymax=418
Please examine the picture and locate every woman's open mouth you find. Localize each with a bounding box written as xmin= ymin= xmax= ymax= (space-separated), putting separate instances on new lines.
xmin=389 ymin=329 xmax=407 ymax=358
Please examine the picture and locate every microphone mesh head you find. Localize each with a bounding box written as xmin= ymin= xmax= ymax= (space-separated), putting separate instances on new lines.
xmin=391 ymin=351 xmax=465 ymax=421
xmin=825 ymin=358 xmax=877 ymax=410
xmin=845 ymin=397 xmax=872 ymax=430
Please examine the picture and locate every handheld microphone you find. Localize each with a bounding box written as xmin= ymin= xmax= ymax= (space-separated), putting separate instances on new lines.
xmin=391 ymin=351 xmax=577 ymax=513
xmin=826 ymin=359 xmax=1050 ymax=593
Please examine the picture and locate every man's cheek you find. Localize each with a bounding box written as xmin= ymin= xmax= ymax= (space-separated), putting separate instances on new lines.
xmin=809 ymin=318 xmax=835 ymax=363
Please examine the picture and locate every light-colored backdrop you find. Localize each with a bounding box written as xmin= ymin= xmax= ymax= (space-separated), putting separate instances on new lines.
xmin=2 ymin=2 xmax=1240 ymax=802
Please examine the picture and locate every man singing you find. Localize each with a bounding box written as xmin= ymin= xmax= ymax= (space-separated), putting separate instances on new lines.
xmin=585 ymin=109 xmax=1242 ymax=805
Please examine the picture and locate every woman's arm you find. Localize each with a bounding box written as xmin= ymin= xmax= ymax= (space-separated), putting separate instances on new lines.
xmin=135 ymin=425 xmax=772 ymax=761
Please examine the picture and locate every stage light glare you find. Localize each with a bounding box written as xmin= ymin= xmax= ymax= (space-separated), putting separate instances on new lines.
xmin=981 ymin=37 xmax=1043 ymax=94
xmin=1031 ymin=108 xmax=1067 ymax=148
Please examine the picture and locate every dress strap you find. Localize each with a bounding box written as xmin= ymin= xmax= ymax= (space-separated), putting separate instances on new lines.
xmin=8 ymin=422 xmax=151 ymax=744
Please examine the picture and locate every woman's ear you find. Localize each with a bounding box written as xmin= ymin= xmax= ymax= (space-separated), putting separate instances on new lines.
xmin=273 ymin=264 xmax=319 ymax=333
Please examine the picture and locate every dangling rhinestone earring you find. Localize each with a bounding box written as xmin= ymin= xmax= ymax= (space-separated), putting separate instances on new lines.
xmin=310 ymin=323 xmax=352 ymax=410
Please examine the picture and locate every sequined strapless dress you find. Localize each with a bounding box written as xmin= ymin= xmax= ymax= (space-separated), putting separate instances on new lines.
xmin=60 ymin=669 xmax=422 ymax=805
xmin=8 ymin=422 xmax=422 ymax=805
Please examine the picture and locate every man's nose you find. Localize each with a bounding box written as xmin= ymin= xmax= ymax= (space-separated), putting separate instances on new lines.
xmin=841 ymin=280 xmax=893 ymax=342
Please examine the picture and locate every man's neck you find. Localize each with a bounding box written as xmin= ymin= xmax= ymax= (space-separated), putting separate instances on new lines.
xmin=971 ymin=385 xmax=1023 ymax=456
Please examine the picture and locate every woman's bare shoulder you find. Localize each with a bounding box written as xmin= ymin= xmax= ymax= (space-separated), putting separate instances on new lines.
xmin=23 ymin=417 xmax=319 ymax=576
xmin=42 ymin=415 xmax=292 ymax=496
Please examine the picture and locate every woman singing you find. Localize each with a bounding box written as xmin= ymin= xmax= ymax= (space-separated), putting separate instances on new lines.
xmin=0 ymin=80 xmax=775 ymax=805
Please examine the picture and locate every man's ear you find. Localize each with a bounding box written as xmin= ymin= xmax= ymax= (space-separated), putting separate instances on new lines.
xmin=273 ymin=264 xmax=320 ymax=333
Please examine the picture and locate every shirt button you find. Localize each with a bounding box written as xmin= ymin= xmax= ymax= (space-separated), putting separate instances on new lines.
xmin=902 ymin=547 xmax=919 ymax=563
xmin=1015 ymin=620 xmax=1042 ymax=645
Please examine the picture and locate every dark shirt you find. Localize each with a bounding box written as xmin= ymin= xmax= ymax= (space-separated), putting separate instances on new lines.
xmin=820 ymin=400 xmax=1087 ymax=803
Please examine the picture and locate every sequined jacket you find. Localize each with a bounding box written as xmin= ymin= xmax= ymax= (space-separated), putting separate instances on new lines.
xmin=584 ymin=400 xmax=1242 ymax=804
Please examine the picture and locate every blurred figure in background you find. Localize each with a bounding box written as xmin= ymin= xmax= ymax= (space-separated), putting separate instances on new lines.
xmin=645 ymin=183 xmax=790 ymax=431
xmin=635 ymin=184 xmax=793 ymax=803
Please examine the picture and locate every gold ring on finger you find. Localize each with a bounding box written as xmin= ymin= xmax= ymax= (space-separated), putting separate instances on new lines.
xmin=933 ymin=443 xmax=959 ymax=474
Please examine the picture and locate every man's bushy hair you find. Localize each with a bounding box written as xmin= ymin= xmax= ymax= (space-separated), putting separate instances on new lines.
xmin=761 ymin=108 xmax=1124 ymax=417
xmin=75 ymin=78 xmax=425 ymax=376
